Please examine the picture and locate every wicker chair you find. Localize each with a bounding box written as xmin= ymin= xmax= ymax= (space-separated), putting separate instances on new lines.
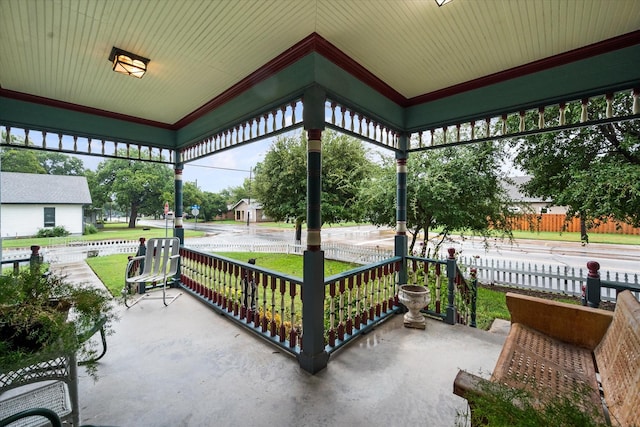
xmin=454 ymin=290 xmax=640 ymax=426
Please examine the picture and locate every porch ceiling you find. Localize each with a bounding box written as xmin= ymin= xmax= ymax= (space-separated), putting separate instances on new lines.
xmin=1 ymin=0 xmax=639 ymax=147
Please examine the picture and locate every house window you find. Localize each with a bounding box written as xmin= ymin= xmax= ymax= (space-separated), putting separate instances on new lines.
xmin=44 ymin=207 xmax=56 ymax=227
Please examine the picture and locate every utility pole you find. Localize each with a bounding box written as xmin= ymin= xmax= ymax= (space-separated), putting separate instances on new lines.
xmin=246 ymin=167 xmax=252 ymax=227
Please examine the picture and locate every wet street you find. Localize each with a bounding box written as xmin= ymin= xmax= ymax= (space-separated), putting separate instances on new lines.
xmin=139 ymin=220 xmax=640 ymax=276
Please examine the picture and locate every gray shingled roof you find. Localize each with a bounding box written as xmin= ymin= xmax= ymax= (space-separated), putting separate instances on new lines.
xmin=504 ymin=176 xmax=547 ymax=203
xmin=1 ymin=172 xmax=92 ymax=204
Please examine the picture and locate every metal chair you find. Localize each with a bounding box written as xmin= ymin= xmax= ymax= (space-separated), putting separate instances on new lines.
xmin=0 ymin=408 xmax=62 ymax=427
xmin=0 ymin=318 xmax=110 ymax=427
xmin=123 ymin=237 xmax=181 ymax=307
xmin=0 ymin=355 xmax=78 ymax=427
xmin=0 ymin=407 xmax=112 ymax=427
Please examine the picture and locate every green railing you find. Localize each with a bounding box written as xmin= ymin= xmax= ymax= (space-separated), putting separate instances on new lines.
xmin=406 ymin=248 xmax=478 ymax=327
xmin=324 ymin=257 xmax=402 ymax=353
xmin=177 ymin=247 xmax=477 ymax=360
xmin=179 ymin=248 xmax=303 ymax=355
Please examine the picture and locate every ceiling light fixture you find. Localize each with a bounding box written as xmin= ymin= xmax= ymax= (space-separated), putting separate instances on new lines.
xmin=435 ymin=0 xmax=453 ymax=6
xmin=108 ymin=47 xmax=149 ymax=79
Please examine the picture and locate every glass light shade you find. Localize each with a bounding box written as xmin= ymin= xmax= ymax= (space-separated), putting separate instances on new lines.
xmin=109 ymin=47 xmax=149 ymax=79
xmin=113 ymin=55 xmax=147 ymax=78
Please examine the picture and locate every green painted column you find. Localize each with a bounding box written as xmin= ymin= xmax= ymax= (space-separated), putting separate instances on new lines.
xmin=174 ymin=164 xmax=184 ymax=245
xmin=298 ymin=86 xmax=329 ymax=374
xmin=172 ymin=161 xmax=184 ymax=286
xmin=395 ymin=134 xmax=408 ymax=286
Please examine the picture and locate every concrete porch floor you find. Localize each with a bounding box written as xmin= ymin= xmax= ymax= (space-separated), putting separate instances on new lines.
xmin=78 ymin=289 xmax=507 ymax=427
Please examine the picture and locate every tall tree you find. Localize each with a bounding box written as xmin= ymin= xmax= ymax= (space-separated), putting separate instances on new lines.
xmin=92 ymin=151 xmax=173 ymax=228
xmin=36 ymin=152 xmax=86 ymax=175
xmin=182 ymin=182 xmax=204 ymax=214
xmin=1 ymin=137 xmax=86 ymax=175
xmin=201 ymin=192 xmax=228 ymax=221
xmin=358 ymin=142 xmax=513 ymax=256
xmin=180 ymin=182 xmax=227 ymax=221
xmin=219 ymin=179 xmax=251 ymax=205
xmin=510 ymin=94 xmax=640 ymax=241
xmin=253 ymin=130 xmax=373 ymax=242
xmin=0 ymin=148 xmax=46 ymax=173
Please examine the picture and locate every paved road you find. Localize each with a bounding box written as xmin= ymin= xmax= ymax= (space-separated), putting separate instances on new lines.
xmin=140 ymin=220 xmax=640 ymax=276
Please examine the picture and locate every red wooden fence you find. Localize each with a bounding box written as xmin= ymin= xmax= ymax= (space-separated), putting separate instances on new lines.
xmin=509 ymin=214 xmax=640 ymax=235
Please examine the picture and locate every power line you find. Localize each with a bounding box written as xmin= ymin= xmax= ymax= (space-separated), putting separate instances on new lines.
xmin=188 ymin=164 xmax=251 ymax=173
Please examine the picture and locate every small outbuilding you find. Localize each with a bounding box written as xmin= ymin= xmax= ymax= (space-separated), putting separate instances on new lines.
xmin=1 ymin=172 xmax=92 ymax=237
xmin=232 ymin=199 xmax=270 ymax=223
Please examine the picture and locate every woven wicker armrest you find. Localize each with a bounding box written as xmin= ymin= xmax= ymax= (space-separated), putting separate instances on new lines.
xmin=506 ymin=292 xmax=613 ymax=350
xmin=593 ymin=290 xmax=640 ymax=427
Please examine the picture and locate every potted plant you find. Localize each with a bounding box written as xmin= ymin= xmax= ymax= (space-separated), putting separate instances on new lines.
xmin=0 ymin=264 xmax=116 ymax=378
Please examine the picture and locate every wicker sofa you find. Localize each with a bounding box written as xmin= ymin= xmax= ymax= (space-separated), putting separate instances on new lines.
xmin=454 ymin=290 xmax=640 ymax=426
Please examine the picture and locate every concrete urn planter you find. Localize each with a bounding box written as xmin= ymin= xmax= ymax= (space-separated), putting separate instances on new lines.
xmin=398 ymin=285 xmax=430 ymax=329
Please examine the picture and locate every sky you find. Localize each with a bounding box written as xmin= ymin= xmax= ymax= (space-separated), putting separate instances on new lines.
xmin=67 ymin=128 xmax=397 ymax=194
xmin=71 ymin=133 xmax=279 ymax=194
xmin=5 ymin=125 xmax=521 ymax=195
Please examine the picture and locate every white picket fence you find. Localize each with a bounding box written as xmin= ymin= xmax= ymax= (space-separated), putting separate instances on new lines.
xmin=457 ymin=255 xmax=640 ymax=302
xmin=42 ymin=239 xmax=141 ymax=263
xmin=5 ymin=239 xmax=638 ymax=302
xmin=185 ymin=240 xmax=394 ymax=265
xmin=21 ymin=239 xmax=391 ymax=265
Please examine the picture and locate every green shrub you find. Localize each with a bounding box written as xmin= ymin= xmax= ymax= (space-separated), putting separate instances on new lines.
xmin=0 ymin=266 xmax=116 ymax=379
xmin=36 ymin=226 xmax=69 ymax=238
xmin=84 ymin=223 xmax=98 ymax=235
xmin=457 ymin=378 xmax=608 ymax=427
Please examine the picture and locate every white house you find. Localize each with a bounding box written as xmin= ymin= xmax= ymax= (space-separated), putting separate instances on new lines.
xmin=1 ymin=172 xmax=92 ymax=237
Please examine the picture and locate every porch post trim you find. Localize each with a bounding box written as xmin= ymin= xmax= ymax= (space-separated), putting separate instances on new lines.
xmin=298 ymin=86 xmax=329 ymax=374
xmin=174 ymin=162 xmax=185 ymax=245
xmin=395 ymin=134 xmax=409 ymax=286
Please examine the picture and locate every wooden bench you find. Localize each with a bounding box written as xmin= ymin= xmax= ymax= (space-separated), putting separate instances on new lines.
xmin=454 ymin=290 xmax=640 ymax=426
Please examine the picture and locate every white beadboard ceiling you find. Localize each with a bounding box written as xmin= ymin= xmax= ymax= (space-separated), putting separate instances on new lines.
xmin=1 ymin=0 xmax=639 ymax=125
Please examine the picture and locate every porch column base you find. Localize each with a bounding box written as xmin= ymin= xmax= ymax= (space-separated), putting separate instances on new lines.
xmin=395 ymin=234 xmax=408 ymax=285
xmin=297 ymin=351 xmax=330 ymax=374
xmin=174 ymin=227 xmax=184 ymax=244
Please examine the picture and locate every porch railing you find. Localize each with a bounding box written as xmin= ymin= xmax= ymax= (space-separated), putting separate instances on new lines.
xmin=19 ymin=238 xmax=636 ymax=304
xmin=584 ymin=261 xmax=640 ymax=308
xmin=0 ymin=246 xmax=42 ymax=273
xmin=323 ymin=257 xmax=402 ymax=353
xmin=407 ymin=248 xmax=477 ymax=328
xmin=176 ymin=246 xmax=478 ymax=362
xmin=178 ymin=247 xmax=303 ymax=356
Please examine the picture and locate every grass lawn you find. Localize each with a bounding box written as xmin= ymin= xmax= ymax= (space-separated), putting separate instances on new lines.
xmin=86 ymin=253 xmax=133 ymax=296
xmin=88 ymin=250 xmax=526 ymax=332
xmin=509 ymin=230 xmax=640 ymax=245
xmin=1 ymin=225 xmax=205 ymax=249
xmin=474 ymin=287 xmax=509 ymax=330
xmin=88 ymin=251 xmax=360 ymax=298
xmin=426 ymin=226 xmax=640 ymax=245
xmin=214 ymin=251 xmax=360 ymax=278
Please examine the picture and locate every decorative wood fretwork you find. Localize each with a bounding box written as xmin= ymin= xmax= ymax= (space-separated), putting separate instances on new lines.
xmin=0 ymin=126 xmax=174 ymax=164
xmin=409 ymin=89 xmax=640 ymax=151
xmin=179 ymin=99 xmax=303 ymax=163
xmin=325 ymin=99 xmax=401 ymax=151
